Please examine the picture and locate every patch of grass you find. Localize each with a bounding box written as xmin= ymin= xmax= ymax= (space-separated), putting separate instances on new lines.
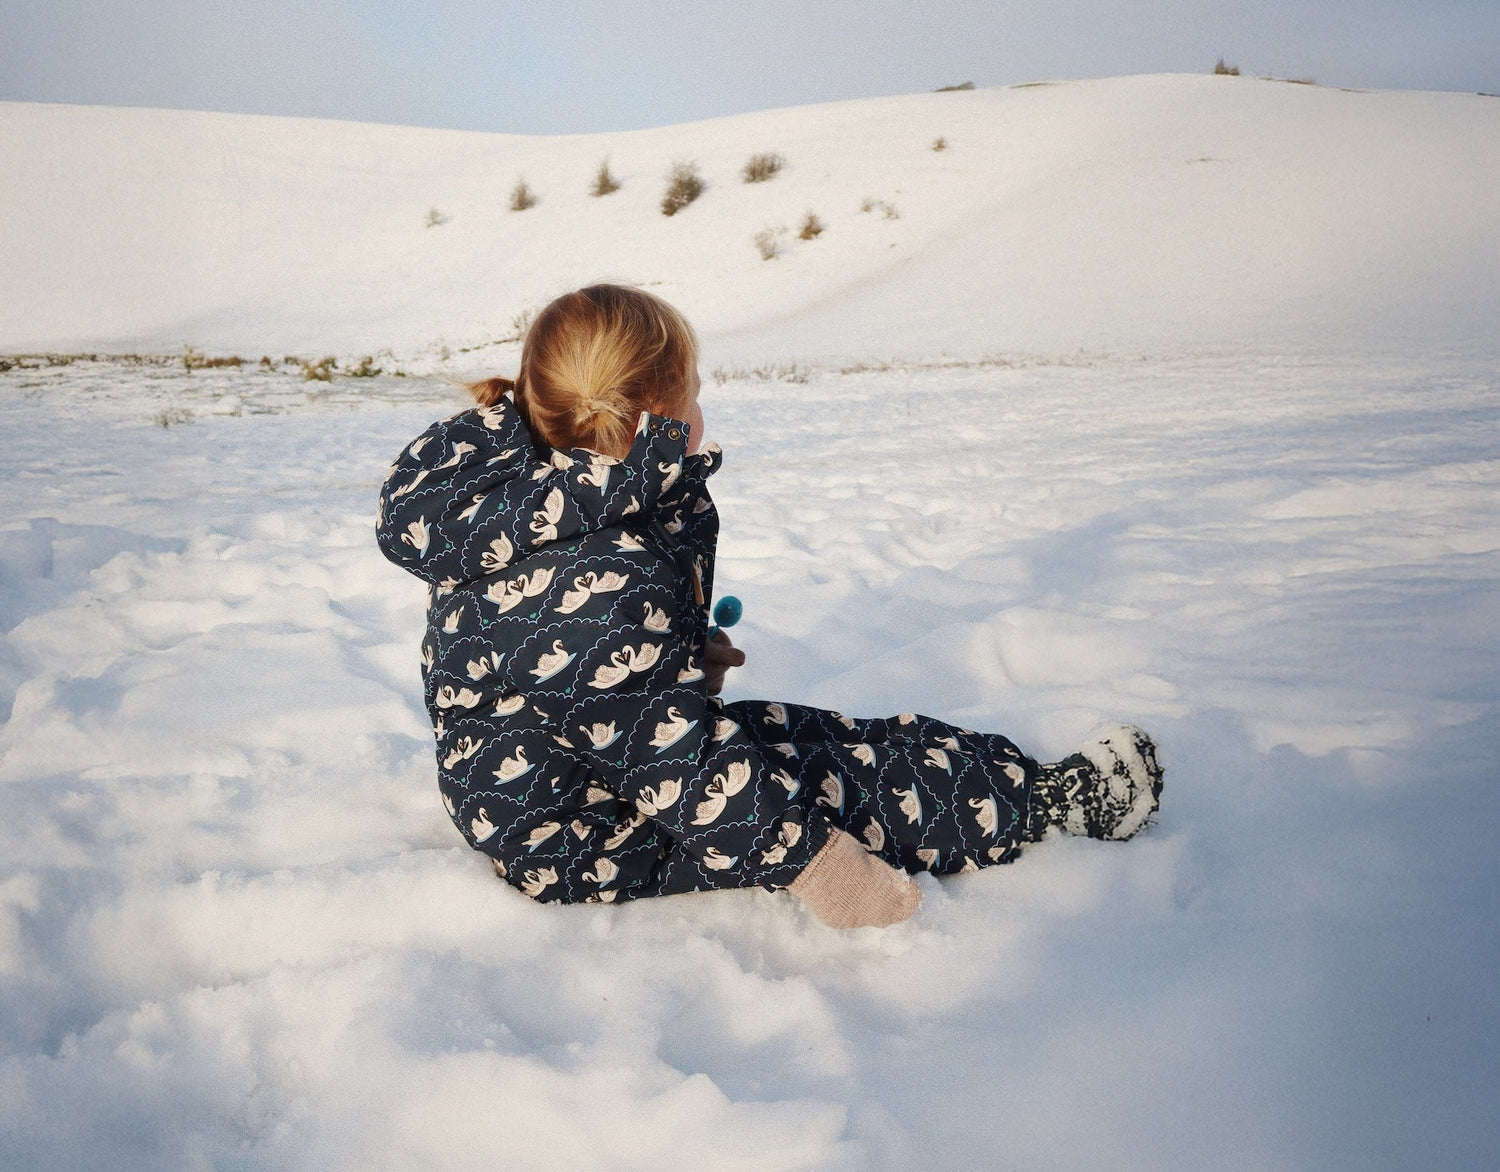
xmin=798 ymin=212 xmax=824 ymax=241
xmin=590 ymin=159 xmax=621 ymax=197
xmin=741 ymin=152 xmax=784 ymax=183
xmin=1214 ymin=58 xmax=1240 ymax=76
xmin=301 ymin=356 xmax=337 ymax=382
xmin=509 ymin=179 xmax=537 ymax=212
xmin=661 ymin=161 xmax=704 ymax=216
xmin=859 ymin=198 xmax=900 ymax=220
xmin=348 ymin=356 xmax=381 ymax=378
xmin=710 ymin=363 xmax=810 ymax=385
xmin=426 ymin=207 xmax=449 ymax=228
xmin=183 ymin=347 xmax=244 ymax=371
xmin=931 ymin=136 xmax=948 ymax=151
xmin=753 ymin=226 xmax=783 ymax=260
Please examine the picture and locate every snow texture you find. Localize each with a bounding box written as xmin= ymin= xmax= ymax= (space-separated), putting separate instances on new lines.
xmin=1 ymin=75 xmax=1498 ymax=1169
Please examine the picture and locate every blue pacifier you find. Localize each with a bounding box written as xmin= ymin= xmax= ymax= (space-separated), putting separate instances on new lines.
xmin=709 ymin=595 xmax=742 ymax=637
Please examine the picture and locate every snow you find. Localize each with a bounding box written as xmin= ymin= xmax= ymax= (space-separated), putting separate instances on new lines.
xmin=2 ymin=74 xmax=1499 ymax=1168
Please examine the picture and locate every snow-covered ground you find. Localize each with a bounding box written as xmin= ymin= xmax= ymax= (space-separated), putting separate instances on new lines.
xmin=2 ymin=73 xmax=1499 ymax=1168
xmin=1 ymin=352 xmax=1496 ymax=1169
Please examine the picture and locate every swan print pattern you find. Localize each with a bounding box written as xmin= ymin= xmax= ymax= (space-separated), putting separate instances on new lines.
xmin=377 ymin=398 xmax=1041 ymax=905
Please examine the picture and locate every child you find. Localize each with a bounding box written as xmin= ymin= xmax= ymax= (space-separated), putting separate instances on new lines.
xmin=376 ymin=285 xmax=1162 ymax=929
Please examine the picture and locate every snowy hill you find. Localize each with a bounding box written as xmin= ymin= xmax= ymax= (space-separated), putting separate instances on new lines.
xmin=3 ymin=73 xmax=1499 ymax=365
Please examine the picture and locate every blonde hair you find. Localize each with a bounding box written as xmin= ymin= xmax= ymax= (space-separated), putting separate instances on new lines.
xmin=471 ymin=285 xmax=698 ymax=458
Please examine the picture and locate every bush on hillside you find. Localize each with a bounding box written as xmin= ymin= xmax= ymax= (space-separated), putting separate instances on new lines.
xmin=931 ymin=136 xmax=948 ymax=151
xmin=741 ymin=152 xmax=784 ymax=183
xmin=661 ymin=161 xmax=704 ymax=216
xmin=798 ymin=212 xmax=824 ymax=241
xmin=753 ymin=226 xmax=783 ymax=260
xmin=509 ymin=179 xmax=537 ymax=212
xmin=590 ymin=159 xmax=621 ymax=197
xmin=1214 ymin=58 xmax=1240 ymax=76
xmin=426 ymin=207 xmax=449 ymax=228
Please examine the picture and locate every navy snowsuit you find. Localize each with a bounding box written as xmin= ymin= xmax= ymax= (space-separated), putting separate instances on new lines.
xmin=376 ymin=397 xmax=1044 ymax=905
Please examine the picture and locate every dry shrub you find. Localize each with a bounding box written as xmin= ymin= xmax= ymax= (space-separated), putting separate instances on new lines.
xmin=798 ymin=212 xmax=824 ymax=241
xmin=425 ymin=207 xmax=449 ymax=228
xmin=741 ymin=152 xmax=784 ymax=183
xmin=591 ymin=159 xmax=621 ymax=197
xmin=931 ymin=136 xmax=948 ymax=151
xmin=510 ymin=179 xmax=537 ymax=212
xmin=753 ymin=227 xmax=782 ymax=260
xmin=661 ymin=161 xmax=704 ymax=216
xmin=1214 ymin=58 xmax=1240 ymax=75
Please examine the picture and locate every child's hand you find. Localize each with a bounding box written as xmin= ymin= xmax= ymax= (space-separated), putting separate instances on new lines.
xmin=703 ymin=630 xmax=746 ymax=696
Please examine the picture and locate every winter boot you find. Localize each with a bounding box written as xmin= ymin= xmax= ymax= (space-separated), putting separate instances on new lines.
xmin=1032 ymin=724 xmax=1163 ymax=841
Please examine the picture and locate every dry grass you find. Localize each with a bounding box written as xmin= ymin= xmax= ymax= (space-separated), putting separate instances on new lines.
xmin=798 ymin=212 xmax=824 ymax=241
xmin=1214 ymin=58 xmax=1240 ymax=76
xmin=661 ymin=161 xmax=705 ymax=216
xmin=509 ymin=179 xmax=537 ymax=212
xmin=590 ymin=159 xmax=621 ymax=197
xmin=742 ymin=152 xmax=784 ymax=183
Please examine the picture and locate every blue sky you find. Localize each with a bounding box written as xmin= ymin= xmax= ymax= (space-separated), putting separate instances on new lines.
xmin=3 ymin=0 xmax=1496 ymax=133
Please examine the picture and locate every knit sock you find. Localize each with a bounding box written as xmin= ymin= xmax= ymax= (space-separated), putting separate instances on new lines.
xmin=788 ymin=829 xmax=922 ymax=928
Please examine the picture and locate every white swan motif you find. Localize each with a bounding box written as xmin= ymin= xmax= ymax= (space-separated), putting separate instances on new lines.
xmin=848 ymin=744 xmax=876 ymax=768
xmin=556 ymin=570 xmax=629 ymax=614
xmin=834 ymin=712 xmax=856 ymax=730
xmin=520 ymin=867 xmax=558 ymax=898
xmin=420 ymin=643 xmax=434 ymax=671
xmin=702 ymin=847 xmax=737 ymax=870
xmin=582 ymin=856 xmax=619 ymax=884
xmin=442 ymin=790 xmax=456 ymax=817
xmin=925 ymin=747 xmax=953 ymax=774
xmin=893 ymin=786 xmax=925 ymax=826
xmin=434 ymin=685 xmax=482 ymax=709
xmin=970 ymin=796 xmax=1000 ymax=838
xmin=550 ymin=450 xmax=575 ymax=470
xmin=897 ymin=712 xmax=916 ymax=725
xmin=494 ymin=693 xmax=526 ymax=717
xmin=494 ymin=747 xmax=532 ymax=782
xmin=530 ymin=487 xmax=565 ymax=543
xmin=467 ymin=651 xmax=501 ymax=681
xmin=817 ymin=772 xmax=844 ymax=813
xmin=438 ymin=441 xmax=476 ymax=470
xmin=936 ymin=735 xmax=961 ymax=752
xmin=862 ymin=818 xmax=886 ymax=852
xmin=581 ymin=721 xmax=621 ymax=749
xmin=642 ymin=603 xmax=671 ymax=632
xmin=458 ymin=492 xmax=487 ymax=522
xmin=442 ymin=605 xmax=465 ymax=634
xmin=771 ymin=742 xmax=799 ymax=759
xmin=523 ymin=821 xmax=562 ymax=851
xmin=635 ymin=778 xmax=682 ymax=816
xmin=650 ymin=707 xmax=696 ymax=751
xmin=408 ymin=436 xmax=430 ymax=458
xmin=585 ymin=784 xmax=615 ymax=806
xmin=999 ymin=761 xmax=1027 ymax=785
xmin=658 ymin=460 xmax=682 ymax=493
xmin=763 ymin=703 xmax=788 ymax=727
xmin=470 ymin=808 xmax=497 ymax=842
xmin=710 ymin=717 xmax=740 ymax=743
xmin=760 ymin=820 xmax=804 ymax=865
xmin=676 ymin=658 xmax=705 ymax=684
xmin=771 ymin=768 xmax=799 ymax=795
xmin=604 ymin=812 xmax=646 ymax=849
xmin=529 ymin=640 xmax=574 ymax=682
xmin=401 ymin=517 xmax=430 ymax=557
xmin=691 ymin=759 xmax=751 ymax=825
xmin=578 ymin=459 xmax=614 ymax=492
xmin=615 ymin=531 xmax=646 ymax=553
xmin=443 ymin=736 xmax=483 ymax=769
xmin=959 ymin=856 xmax=979 ymax=873
xmin=588 ymin=642 xmax=662 ymax=689
xmin=389 ymin=468 xmax=429 ymax=499
xmin=569 ymin=819 xmax=591 ymax=840
xmin=487 ymin=567 xmax=556 ymax=613
xmin=987 ymin=845 xmax=1009 ymax=863
xmin=479 ymin=533 xmax=513 ymax=572
xmin=917 ymin=848 xmax=940 ymax=871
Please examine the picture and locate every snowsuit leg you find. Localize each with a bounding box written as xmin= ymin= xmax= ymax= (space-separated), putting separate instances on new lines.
xmin=724 ymin=700 xmax=1042 ymax=876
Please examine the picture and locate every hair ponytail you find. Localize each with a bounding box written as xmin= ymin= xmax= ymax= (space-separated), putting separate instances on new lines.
xmin=476 ymin=285 xmax=698 ymax=458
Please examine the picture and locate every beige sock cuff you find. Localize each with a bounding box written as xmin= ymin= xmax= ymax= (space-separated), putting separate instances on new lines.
xmin=788 ymin=828 xmax=922 ymax=929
